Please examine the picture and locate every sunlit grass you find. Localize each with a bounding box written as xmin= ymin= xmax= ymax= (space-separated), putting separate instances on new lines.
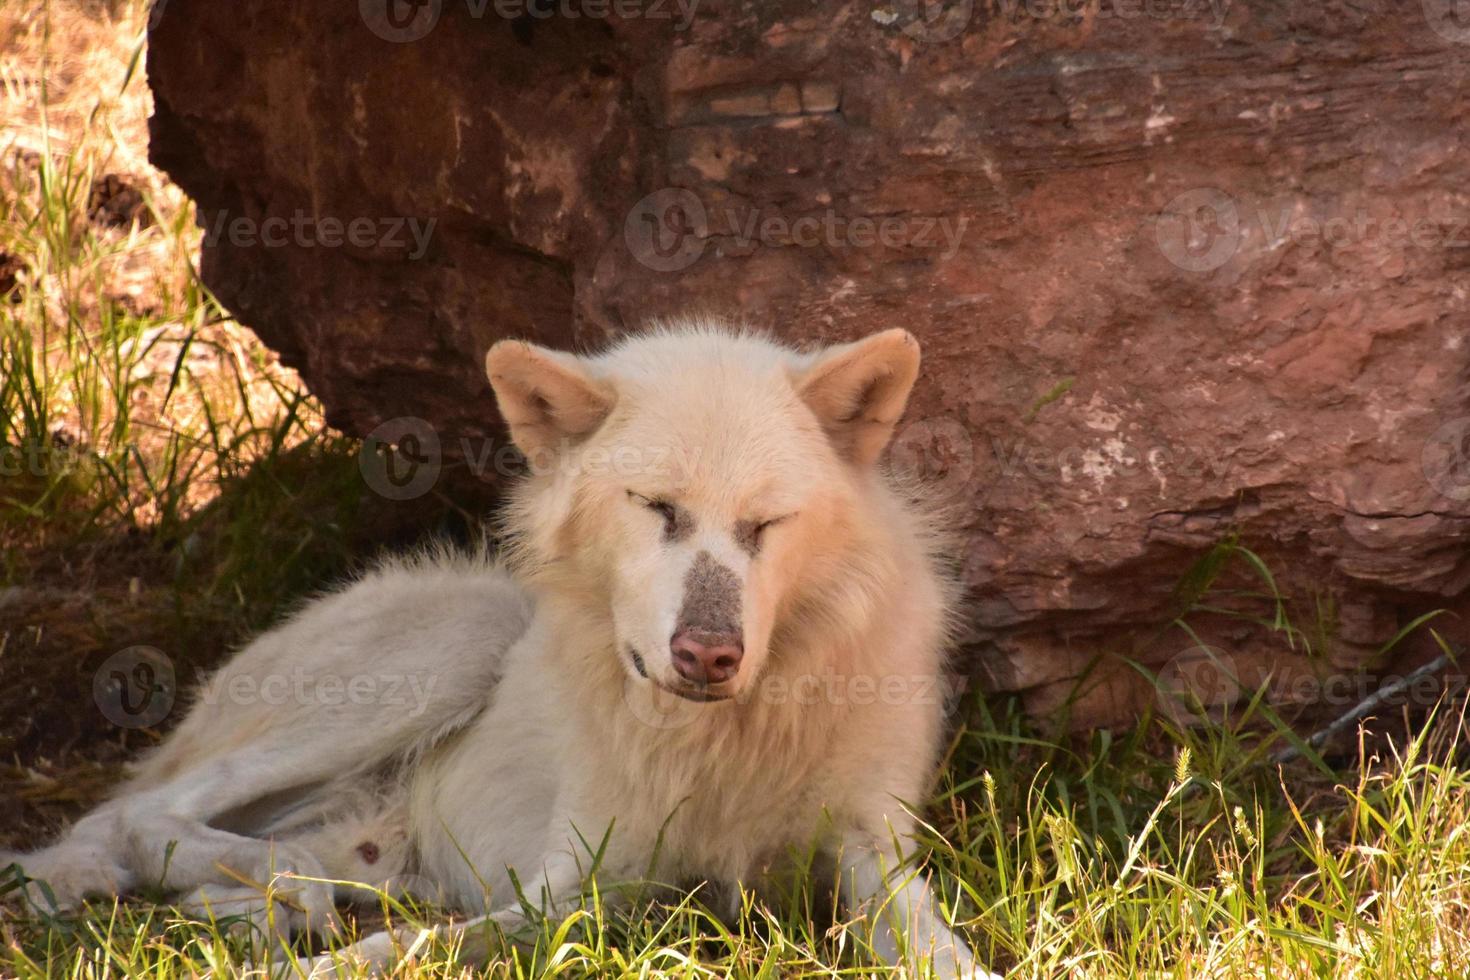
xmin=0 ymin=0 xmax=383 ymax=626
xmin=0 ymin=0 xmax=324 ymax=533
xmin=5 ymin=696 xmax=1470 ymax=978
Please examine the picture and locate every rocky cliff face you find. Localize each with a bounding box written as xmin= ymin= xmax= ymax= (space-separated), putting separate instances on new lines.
xmin=147 ymin=0 xmax=1470 ymax=728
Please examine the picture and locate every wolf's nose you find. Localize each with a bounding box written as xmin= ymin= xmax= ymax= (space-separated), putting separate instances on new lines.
xmin=670 ymin=630 xmax=743 ymax=685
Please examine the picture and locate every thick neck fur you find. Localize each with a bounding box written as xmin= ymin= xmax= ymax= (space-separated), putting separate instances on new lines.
xmin=514 ymin=469 xmax=955 ymax=883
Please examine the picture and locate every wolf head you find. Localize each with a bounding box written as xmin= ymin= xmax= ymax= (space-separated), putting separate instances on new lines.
xmin=485 ymin=322 xmax=923 ymax=705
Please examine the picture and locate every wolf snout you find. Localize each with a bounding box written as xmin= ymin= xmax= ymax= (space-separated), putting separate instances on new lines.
xmin=670 ymin=629 xmax=743 ymax=685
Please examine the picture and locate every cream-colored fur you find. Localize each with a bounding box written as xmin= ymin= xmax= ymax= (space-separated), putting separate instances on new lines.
xmin=3 ymin=321 xmax=997 ymax=979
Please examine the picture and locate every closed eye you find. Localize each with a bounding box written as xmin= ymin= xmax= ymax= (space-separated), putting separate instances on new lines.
xmin=628 ymin=491 xmax=683 ymax=537
xmin=737 ymin=513 xmax=794 ymax=555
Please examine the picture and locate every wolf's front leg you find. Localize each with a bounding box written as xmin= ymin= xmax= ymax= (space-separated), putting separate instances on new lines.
xmin=840 ymin=837 xmax=1002 ymax=980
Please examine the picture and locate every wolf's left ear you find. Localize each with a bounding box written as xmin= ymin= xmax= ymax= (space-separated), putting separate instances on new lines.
xmin=795 ymin=328 xmax=921 ymax=466
xmin=485 ymin=341 xmax=615 ymax=457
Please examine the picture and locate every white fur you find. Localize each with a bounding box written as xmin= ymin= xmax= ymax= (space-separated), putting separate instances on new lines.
xmin=5 ymin=322 xmax=999 ymax=979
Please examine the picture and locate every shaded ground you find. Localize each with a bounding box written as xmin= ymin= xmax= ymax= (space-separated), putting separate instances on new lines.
xmin=0 ymin=440 xmax=475 ymax=852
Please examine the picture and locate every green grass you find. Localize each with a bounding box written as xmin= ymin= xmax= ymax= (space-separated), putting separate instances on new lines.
xmin=4 ymin=694 xmax=1470 ymax=978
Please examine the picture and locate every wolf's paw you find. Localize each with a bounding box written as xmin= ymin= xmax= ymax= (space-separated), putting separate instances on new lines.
xmin=4 ymin=845 xmax=130 ymax=912
xmin=180 ymin=880 xmax=343 ymax=946
xmin=931 ymin=942 xmax=1004 ymax=980
xmin=288 ymin=926 xmax=432 ymax=978
xmin=196 ymin=841 xmax=344 ymax=941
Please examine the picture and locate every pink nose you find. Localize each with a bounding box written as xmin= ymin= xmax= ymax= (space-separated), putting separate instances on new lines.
xmin=670 ymin=630 xmax=744 ymax=685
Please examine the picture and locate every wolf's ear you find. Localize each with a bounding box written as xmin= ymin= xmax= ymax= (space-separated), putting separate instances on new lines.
xmin=485 ymin=341 xmax=614 ymax=457
xmin=795 ymin=328 xmax=921 ymax=466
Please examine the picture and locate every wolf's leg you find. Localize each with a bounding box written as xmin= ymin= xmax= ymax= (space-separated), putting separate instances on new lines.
xmin=840 ymin=837 xmax=1001 ymax=980
xmin=292 ymin=846 xmax=586 ymax=977
xmin=130 ymin=814 xmax=341 ymax=934
xmin=174 ymin=785 xmax=413 ymax=939
xmin=13 ymin=558 xmax=528 ymax=915
xmin=11 ymin=742 xmax=345 ymax=918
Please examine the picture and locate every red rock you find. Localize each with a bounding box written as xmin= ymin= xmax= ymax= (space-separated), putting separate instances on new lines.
xmin=146 ymin=0 xmax=1470 ymax=728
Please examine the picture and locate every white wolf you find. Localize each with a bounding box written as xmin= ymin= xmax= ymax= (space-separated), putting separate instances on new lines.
xmin=3 ymin=322 xmax=998 ymax=978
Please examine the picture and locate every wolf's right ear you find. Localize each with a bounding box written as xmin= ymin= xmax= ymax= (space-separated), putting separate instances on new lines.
xmin=485 ymin=341 xmax=614 ymax=457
